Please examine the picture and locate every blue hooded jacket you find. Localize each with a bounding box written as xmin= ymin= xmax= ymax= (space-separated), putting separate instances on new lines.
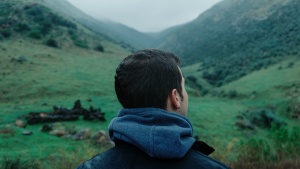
xmin=108 ymin=108 xmax=195 ymax=158
xmin=76 ymin=108 xmax=231 ymax=169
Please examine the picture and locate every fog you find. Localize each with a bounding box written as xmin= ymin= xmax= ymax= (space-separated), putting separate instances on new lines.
xmin=66 ymin=0 xmax=222 ymax=32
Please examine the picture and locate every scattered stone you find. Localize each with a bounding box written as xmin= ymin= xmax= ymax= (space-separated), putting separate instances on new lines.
xmin=41 ymin=124 xmax=53 ymax=132
xmin=10 ymin=55 xmax=27 ymax=64
xmin=42 ymin=103 xmax=48 ymax=106
xmin=15 ymin=119 xmax=27 ymax=128
xmin=92 ymin=130 xmax=114 ymax=149
xmin=72 ymin=128 xmax=91 ymax=140
xmin=0 ymin=127 xmax=14 ymax=136
xmin=50 ymin=129 xmax=68 ymax=137
xmin=22 ymin=130 xmax=33 ymax=136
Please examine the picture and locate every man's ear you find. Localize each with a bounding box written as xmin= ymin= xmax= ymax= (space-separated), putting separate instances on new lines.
xmin=169 ymin=89 xmax=181 ymax=109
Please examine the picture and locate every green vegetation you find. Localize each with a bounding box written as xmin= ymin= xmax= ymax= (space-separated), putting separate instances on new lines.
xmin=0 ymin=1 xmax=105 ymax=52
xmin=154 ymin=0 xmax=300 ymax=87
xmin=1 ymin=0 xmax=300 ymax=169
xmin=46 ymin=38 xmax=59 ymax=48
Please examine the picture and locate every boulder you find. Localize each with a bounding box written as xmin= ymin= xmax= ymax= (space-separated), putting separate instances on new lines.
xmin=15 ymin=119 xmax=27 ymax=128
xmin=22 ymin=130 xmax=33 ymax=136
xmin=72 ymin=128 xmax=91 ymax=140
xmin=50 ymin=129 xmax=68 ymax=137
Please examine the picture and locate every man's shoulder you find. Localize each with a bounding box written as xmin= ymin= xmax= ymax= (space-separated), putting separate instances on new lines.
xmin=76 ymin=141 xmax=231 ymax=169
xmin=184 ymin=149 xmax=231 ymax=169
xmin=77 ymin=142 xmax=139 ymax=169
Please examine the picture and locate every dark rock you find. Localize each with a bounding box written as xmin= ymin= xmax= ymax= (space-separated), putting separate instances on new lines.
xmin=22 ymin=130 xmax=33 ymax=136
xmin=23 ymin=100 xmax=105 ymax=124
xmin=0 ymin=128 xmax=14 ymax=136
xmin=41 ymin=124 xmax=53 ymax=132
xmin=50 ymin=129 xmax=68 ymax=137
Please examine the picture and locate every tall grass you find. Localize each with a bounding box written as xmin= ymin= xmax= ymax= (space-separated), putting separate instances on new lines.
xmin=229 ymin=126 xmax=300 ymax=169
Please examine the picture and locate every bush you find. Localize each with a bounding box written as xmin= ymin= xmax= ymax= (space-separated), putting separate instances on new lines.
xmin=0 ymin=34 xmax=4 ymax=41
xmin=46 ymin=38 xmax=59 ymax=48
xmin=0 ymin=156 xmax=41 ymax=169
xmin=94 ymin=44 xmax=104 ymax=52
xmin=0 ymin=29 xmax=12 ymax=38
xmin=228 ymin=90 xmax=238 ymax=98
xmin=40 ymin=21 xmax=52 ymax=35
xmin=236 ymin=126 xmax=300 ymax=165
xmin=237 ymin=138 xmax=273 ymax=162
xmin=28 ymin=29 xmax=42 ymax=39
xmin=50 ymin=14 xmax=77 ymax=29
xmin=14 ymin=23 xmax=30 ymax=33
xmin=25 ymin=4 xmax=49 ymax=17
xmin=0 ymin=2 xmax=12 ymax=16
xmin=187 ymin=75 xmax=197 ymax=82
xmin=74 ymin=40 xmax=88 ymax=49
xmin=269 ymin=126 xmax=300 ymax=159
xmin=68 ymin=29 xmax=76 ymax=37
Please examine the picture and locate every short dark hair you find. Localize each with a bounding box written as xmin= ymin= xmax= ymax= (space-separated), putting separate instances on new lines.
xmin=115 ymin=49 xmax=183 ymax=109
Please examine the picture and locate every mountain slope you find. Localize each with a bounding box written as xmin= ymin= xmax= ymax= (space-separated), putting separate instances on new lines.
xmin=0 ymin=0 xmax=130 ymax=103
xmin=0 ymin=0 xmax=115 ymax=52
xmin=155 ymin=0 xmax=300 ymax=86
xmin=43 ymin=0 xmax=153 ymax=50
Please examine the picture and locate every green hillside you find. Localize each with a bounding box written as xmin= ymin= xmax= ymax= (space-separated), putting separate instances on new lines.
xmin=154 ymin=0 xmax=300 ymax=87
xmin=43 ymin=0 xmax=153 ymax=50
xmin=0 ymin=1 xmax=130 ymax=168
xmin=0 ymin=0 xmax=299 ymax=168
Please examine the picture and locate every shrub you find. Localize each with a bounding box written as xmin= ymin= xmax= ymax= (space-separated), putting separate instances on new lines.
xmin=25 ymin=4 xmax=49 ymax=17
xmin=28 ymin=29 xmax=42 ymax=39
xmin=14 ymin=23 xmax=30 ymax=33
xmin=46 ymin=38 xmax=59 ymax=48
xmin=74 ymin=40 xmax=88 ymax=49
xmin=0 ymin=29 xmax=12 ymax=38
xmin=228 ymin=90 xmax=238 ymax=98
xmin=0 ymin=2 xmax=12 ymax=16
xmin=237 ymin=138 xmax=273 ymax=162
xmin=68 ymin=29 xmax=76 ymax=37
xmin=0 ymin=34 xmax=4 ymax=41
xmin=51 ymin=15 xmax=77 ymax=29
xmin=94 ymin=44 xmax=104 ymax=52
xmin=187 ymin=75 xmax=197 ymax=82
xmin=269 ymin=126 xmax=300 ymax=159
xmin=287 ymin=62 xmax=294 ymax=68
xmin=0 ymin=156 xmax=41 ymax=169
xmin=40 ymin=21 xmax=52 ymax=35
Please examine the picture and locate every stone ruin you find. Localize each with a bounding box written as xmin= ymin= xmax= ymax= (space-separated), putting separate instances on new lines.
xmin=23 ymin=100 xmax=106 ymax=124
xmin=11 ymin=100 xmax=114 ymax=148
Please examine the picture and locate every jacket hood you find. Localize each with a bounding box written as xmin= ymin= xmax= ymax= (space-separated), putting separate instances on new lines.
xmin=108 ymin=108 xmax=195 ymax=159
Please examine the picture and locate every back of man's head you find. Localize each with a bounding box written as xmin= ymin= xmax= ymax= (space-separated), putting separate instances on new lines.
xmin=115 ymin=49 xmax=183 ymax=109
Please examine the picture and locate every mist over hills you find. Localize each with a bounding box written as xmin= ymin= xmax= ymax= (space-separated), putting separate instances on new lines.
xmin=43 ymin=0 xmax=153 ymax=50
xmin=156 ymin=0 xmax=300 ymax=65
xmin=2 ymin=0 xmax=300 ymax=89
xmin=50 ymin=0 xmax=300 ymax=85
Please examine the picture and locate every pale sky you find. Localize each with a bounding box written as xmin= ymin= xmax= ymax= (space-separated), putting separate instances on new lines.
xmin=66 ymin=0 xmax=222 ymax=32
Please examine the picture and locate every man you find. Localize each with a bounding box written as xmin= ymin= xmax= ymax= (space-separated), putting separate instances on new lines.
xmin=76 ymin=49 xmax=230 ymax=169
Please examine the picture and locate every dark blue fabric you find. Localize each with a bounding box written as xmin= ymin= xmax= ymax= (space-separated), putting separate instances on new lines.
xmin=108 ymin=108 xmax=195 ymax=158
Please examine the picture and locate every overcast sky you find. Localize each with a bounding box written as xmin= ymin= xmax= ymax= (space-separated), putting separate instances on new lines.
xmin=66 ymin=0 xmax=222 ymax=32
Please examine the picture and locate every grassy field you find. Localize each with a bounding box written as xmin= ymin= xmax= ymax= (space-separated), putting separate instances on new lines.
xmin=0 ymin=38 xmax=129 ymax=168
xmin=0 ymin=37 xmax=300 ymax=168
